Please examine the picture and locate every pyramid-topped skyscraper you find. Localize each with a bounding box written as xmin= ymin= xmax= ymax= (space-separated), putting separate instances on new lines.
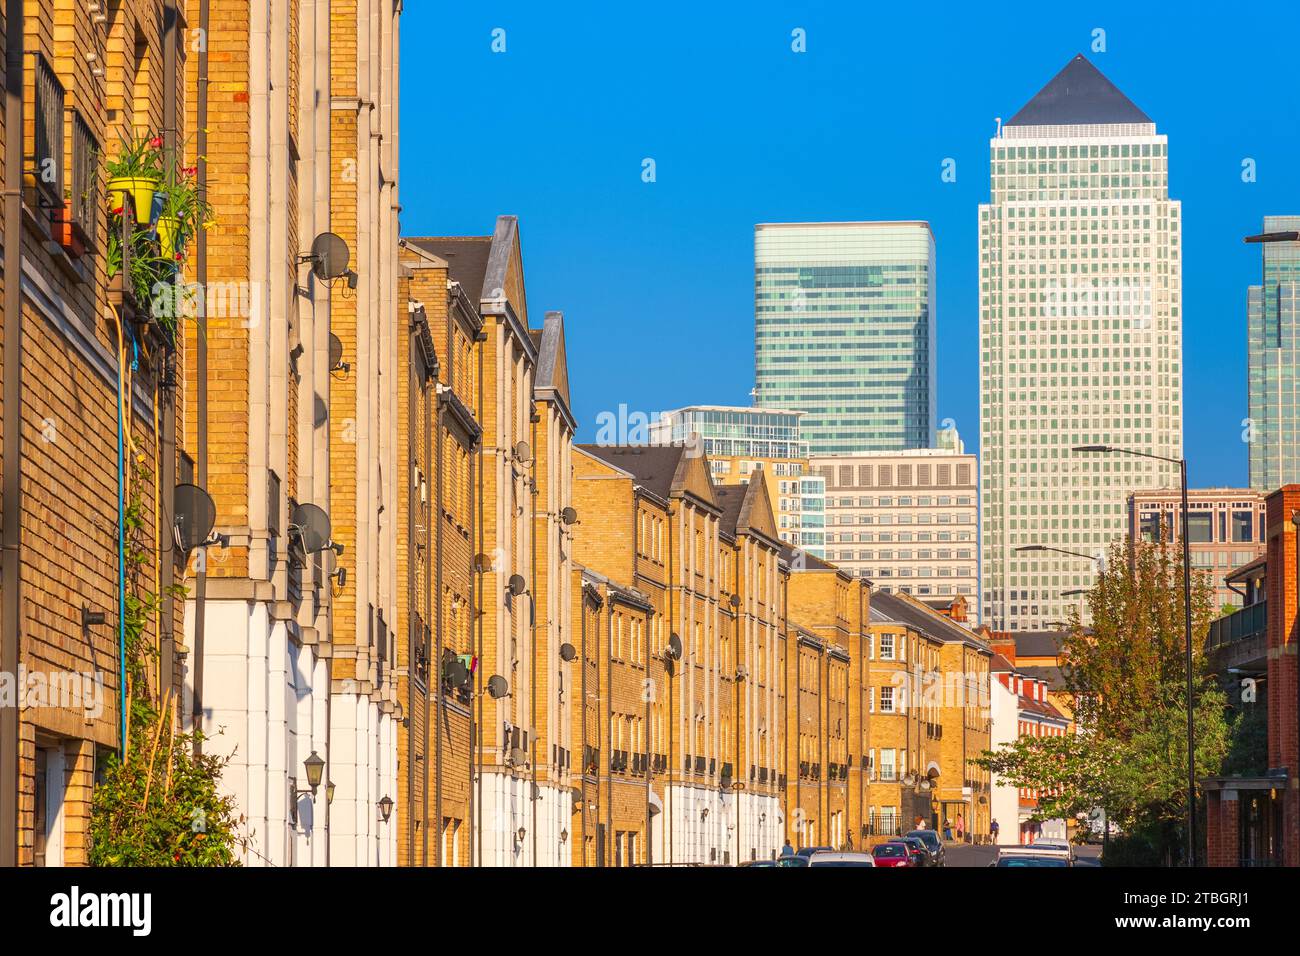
xmin=979 ymin=54 xmax=1183 ymax=631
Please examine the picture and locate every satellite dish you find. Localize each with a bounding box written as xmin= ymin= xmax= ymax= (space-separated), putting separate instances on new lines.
xmin=487 ymin=674 xmax=509 ymax=699
xmin=729 ymin=593 xmax=741 ymax=609
xmin=307 ymin=232 xmax=350 ymax=281
xmin=328 ymin=333 xmax=349 ymax=372
xmin=507 ymin=574 xmax=527 ymax=596
xmin=473 ymin=553 xmax=493 ymax=573
xmin=560 ymin=506 xmax=578 ymax=525
xmin=513 ymin=441 xmax=531 ymax=463
xmin=667 ymin=633 xmax=682 ymax=661
xmin=902 ymin=772 xmax=918 ymax=787
xmin=559 ymin=642 xmax=576 ymax=662
xmin=173 ymin=483 xmax=216 ymax=552
xmin=290 ymin=502 xmax=332 ymax=554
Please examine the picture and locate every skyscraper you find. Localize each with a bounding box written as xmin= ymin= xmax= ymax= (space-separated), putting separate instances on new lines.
xmin=980 ymin=54 xmax=1183 ymax=631
xmin=754 ymin=222 xmax=936 ymax=455
xmin=1247 ymin=218 xmax=1300 ymax=490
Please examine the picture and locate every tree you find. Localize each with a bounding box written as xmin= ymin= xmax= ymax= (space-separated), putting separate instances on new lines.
xmin=981 ymin=536 xmax=1231 ymax=863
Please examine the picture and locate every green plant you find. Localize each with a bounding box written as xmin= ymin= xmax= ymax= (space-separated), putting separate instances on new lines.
xmin=90 ymin=484 xmax=244 ymax=866
xmin=106 ymin=133 xmax=165 ymax=184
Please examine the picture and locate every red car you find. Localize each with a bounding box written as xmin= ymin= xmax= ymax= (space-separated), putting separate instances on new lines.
xmin=870 ymin=841 xmax=913 ymax=867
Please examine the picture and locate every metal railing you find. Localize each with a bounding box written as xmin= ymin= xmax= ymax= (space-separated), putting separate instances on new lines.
xmin=29 ymin=51 xmax=65 ymax=210
xmin=69 ymin=109 xmax=99 ymax=242
xmin=1206 ymin=600 xmax=1266 ymax=651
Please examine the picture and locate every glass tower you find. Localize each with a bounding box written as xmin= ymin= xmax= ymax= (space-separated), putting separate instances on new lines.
xmin=1247 ymin=217 xmax=1300 ymax=490
xmin=979 ymin=55 xmax=1183 ymax=631
xmin=754 ymin=222 xmax=936 ymax=456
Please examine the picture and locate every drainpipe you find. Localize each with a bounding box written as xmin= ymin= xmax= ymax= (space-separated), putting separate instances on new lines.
xmin=1 ymin=0 xmax=24 ymax=866
xmin=429 ymin=320 xmax=440 ymax=867
xmin=192 ymin=0 xmax=211 ymax=759
xmin=471 ymin=325 xmax=483 ymax=866
xmin=666 ymin=502 xmax=675 ymax=864
xmin=579 ymin=585 xmax=589 ymax=863
xmin=530 ymin=405 xmax=538 ymax=866
xmin=159 ymin=0 xmax=178 ymax=702
xmin=405 ymin=328 xmax=416 ymax=863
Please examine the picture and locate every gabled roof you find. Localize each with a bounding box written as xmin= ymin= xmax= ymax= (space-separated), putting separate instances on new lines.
xmin=778 ymin=542 xmax=839 ymax=573
xmin=534 ymin=311 xmax=572 ymax=408
xmin=576 ymin=444 xmax=719 ymax=511
xmin=1007 ymin=54 xmax=1152 ymax=127
xmin=716 ymin=471 xmax=782 ymax=549
xmin=871 ymin=590 xmax=991 ymax=651
xmin=404 ymin=235 xmax=493 ymax=299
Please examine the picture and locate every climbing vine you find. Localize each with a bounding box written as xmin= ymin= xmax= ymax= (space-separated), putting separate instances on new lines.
xmin=90 ymin=477 xmax=244 ymax=866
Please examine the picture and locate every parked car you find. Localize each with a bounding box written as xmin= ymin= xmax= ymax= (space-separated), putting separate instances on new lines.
xmin=904 ymin=829 xmax=945 ymax=867
xmin=992 ymin=845 xmax=1072 ymax=867
xmin=869 ymin=842 xmax=913 ymax=867
xmin=1029 ymin=839 xmax=1075 ymax=862
xmin=795 ymin=845 xmax=835 ymax=859
xmin=747 ymin=855 xmax=809 ymax=867
xmin=808 ymin=850 xmax=876 ymax=867
xmin=900 ymin=835 xmax=933 ymax=867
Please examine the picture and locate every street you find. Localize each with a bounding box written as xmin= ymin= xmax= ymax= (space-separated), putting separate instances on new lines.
xmin=945 ymin=844 xmax=1103 ymax=868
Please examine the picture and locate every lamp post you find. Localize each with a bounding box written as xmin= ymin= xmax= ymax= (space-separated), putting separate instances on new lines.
xmin=1073 ymin=443 xmax=1196 ymax=866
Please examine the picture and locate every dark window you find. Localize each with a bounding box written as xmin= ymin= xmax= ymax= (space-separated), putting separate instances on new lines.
xmin=1232 ymin=511 xmax=1254 ymax=543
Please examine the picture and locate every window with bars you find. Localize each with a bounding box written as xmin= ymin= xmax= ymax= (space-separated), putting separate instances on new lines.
xmin=28 ymin=51 xmax=65 ymax=213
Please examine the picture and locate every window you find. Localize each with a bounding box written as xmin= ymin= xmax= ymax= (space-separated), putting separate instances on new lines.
xmin=1231 ymin=511 xmax=1254 ymax=543
xmin=879 ymin=633 xmax=895 ymax=660
xmin=1185 ymin=513 xmax=1212 ymax=544
xmin=880 ymin=686 xmax=895 ymax=714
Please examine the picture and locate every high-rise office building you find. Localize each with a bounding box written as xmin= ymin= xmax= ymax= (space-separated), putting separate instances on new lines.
xmin=1247 ymin=218 xmax=1300 ymax=490
xmin=754 ymin=222 xmax=937 ymax=455
xmin=980 ymin=54 xmax=1183 ymax=631
xmin=649 ymin=405 xmax=826 ymax=556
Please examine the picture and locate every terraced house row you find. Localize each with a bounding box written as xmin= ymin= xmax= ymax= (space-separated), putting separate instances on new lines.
xmin=1 ymin=1 xmax=994 ymax=867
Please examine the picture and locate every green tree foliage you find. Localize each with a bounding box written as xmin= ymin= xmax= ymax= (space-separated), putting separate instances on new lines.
xmin=980 ymin=537 xmax=1231 ymax=863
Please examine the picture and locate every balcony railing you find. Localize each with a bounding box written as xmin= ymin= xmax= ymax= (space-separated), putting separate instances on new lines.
xmin=28 ymin=51 xmax=65 ymax=211
xmin=69 ymin=108 xmax=99 ymax=242
xmin=1206 ymin=600 xmax=1266 ymax=652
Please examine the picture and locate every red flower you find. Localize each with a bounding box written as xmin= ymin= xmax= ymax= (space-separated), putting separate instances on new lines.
xmin=150 ymin=136 xmax=164 ymax=148
xmin=175 ymin=253 xmax=185 ymax=262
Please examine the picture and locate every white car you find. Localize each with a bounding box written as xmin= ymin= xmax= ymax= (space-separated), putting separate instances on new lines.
xmin=1027 ymin=839 xmax=1075 ymax=861
xmin=807 ymin=850 xmax=876 ymax=867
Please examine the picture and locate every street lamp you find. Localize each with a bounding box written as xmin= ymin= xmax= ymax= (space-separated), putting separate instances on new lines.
xmin=1015 ymin=544 xmax=1098 ymax=561
xmin=1073 ymin=443 xmax=1196 ymax=866
xmin=378 ymin=795 xmax=394 ymax=823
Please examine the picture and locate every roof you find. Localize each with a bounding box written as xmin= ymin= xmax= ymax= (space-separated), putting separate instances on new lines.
xmin=870 ymin=591 xmax=991 ymax=651
xmin=1225 ymin=554 xmax=1266 ymax=583
xmin=990 ymin=654 xmax=1015 ymax=673
xmin=1007 ymin=54 xmax=1152 ymax=128
xmin=1019 ymin=665 xmax=1067 ymax=692
xmin=1006 ymin=631 xmax=1065 ymax=659
xmin=405 ymin=235 xmax=493 ymax=299
xmin=778 ymin=542 xmax=839 ymax=573
xmin=534 ymin=311 xmax=572 ymax=409
xmin=576 ymin=445 xmax=686 ymax=502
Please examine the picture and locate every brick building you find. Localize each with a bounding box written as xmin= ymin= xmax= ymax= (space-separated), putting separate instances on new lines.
xmin=1203 ymin=483 xmax=1300 ymax=867
xmin=1 ymin=0 xmax=189 ymax=867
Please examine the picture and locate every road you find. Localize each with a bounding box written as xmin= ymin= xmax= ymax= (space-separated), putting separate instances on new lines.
xmin=945 ymin=843 xmax=1103 ymax=867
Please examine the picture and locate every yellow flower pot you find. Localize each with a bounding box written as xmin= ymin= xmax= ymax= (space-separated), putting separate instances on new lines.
xmin=107 ymin=175 xmax=160 ymax=225
xmin=157 ymin=215 xmax=183 ymax=259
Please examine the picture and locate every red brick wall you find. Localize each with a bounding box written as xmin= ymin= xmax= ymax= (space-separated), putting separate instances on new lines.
xmin=1264 ymin=485 xmax=1300 ymax=866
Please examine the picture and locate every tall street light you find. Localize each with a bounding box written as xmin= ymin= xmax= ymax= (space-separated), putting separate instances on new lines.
xmin=1073 ymin=443 xmax=1195 ymax=866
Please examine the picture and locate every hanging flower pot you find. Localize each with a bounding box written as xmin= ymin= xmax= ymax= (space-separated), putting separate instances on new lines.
xmin=156 ymin=215 xmax=183 ymax=259
xmin=55 ymin=199 xmax=86 ymax=258
xmin=107 ymin=174 xmax=162 ymax=226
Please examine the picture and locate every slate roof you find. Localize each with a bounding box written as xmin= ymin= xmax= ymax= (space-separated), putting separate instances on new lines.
xmin=870 ymin=590 xmax=990 ymax=651
xmin=577 ymin=444 xmax=686 ymax=501
xmin=1007 ymin=54 xmax=1152 ymax=127
xmin=405 ymin=235 xmax=493 ymax=300
xmin=1010 ymin=631 xmax=1066 ymax=659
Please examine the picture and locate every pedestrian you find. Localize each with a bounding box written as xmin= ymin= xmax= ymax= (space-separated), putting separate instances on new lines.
xmin=780 ymin=838 xmax=794 ymax=856
xmin=956 ymin=813 xmax=964 ymax=842
xmin=991 ymin=818 xmax=1000 ymax=843
xmin=942 ymin=817 xmax=953 ymax=841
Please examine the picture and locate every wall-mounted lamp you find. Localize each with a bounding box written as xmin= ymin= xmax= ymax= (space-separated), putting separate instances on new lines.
xmin=377 ymin=795 xmax=394 ymax=823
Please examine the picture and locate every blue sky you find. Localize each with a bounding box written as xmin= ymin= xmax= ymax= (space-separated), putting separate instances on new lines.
xmin=398 ymin=2 xmax=1299 ymax=488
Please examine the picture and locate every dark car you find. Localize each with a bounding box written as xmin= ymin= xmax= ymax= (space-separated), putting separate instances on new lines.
xmin=748 ymin=855 xmax=809 ymax=867
xmin=900 ymin=835 xmax=933 ymax=867
xmin=795 ymin=845 xmax=835 ymax=859
xmin=905 ymin=829 xmax=945 ymax=867
xmin=870 ymin=842 xmax=913 ymax=867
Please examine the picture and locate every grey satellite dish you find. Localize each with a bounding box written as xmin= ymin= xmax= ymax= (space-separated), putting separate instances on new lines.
xmin=173 ymin=483 xmax=216 ymax=552
xmin=290 ymin=502 xmax=332 ymax=553
xmin=560 ymin=506 xmax=578 ymax=525
xmin=729 ymin=593 xmax=741 ymax=609
xmin=558 ymin=642 xmax=576 ymax=662
xmin=308 ymin=232 xmax=350 ymax=282
xmin=487 ymin=674 xmax=509 ymax=699
xmin=328 ymin=332 xmax=349 ymax=372
xmin=507 ymin=574 xmax=527 ymax=596
xmin=473 ymin=553 xmax=493 ymax=573
xmin=513 ymin=440 xmax=531 ymax=463
xmin=444 ymin=656 xmax=469 ymax=688
xmin=667 ymin=633 xmax=682 ymax=661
